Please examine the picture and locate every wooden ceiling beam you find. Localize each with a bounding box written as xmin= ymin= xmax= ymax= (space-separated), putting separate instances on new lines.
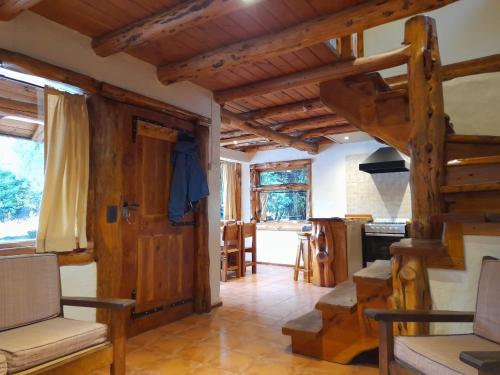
xmin=221 ymin=109 xmax=318 ymax=154
xmin=157 ymin=0 xmax=457 ymax=84
xmin=217 ymin=52 xmax=500 ymax=104
xmin=238 ymin=98 xmax=325 ymax=121
xmin=0 ymin=97 xmax=38 ymax=118
xmin=0 ymin=48 xmax=210 ymax=125
xmin=273 ymin=115 xmax=345 ymax=133
xmin=299 ymin=124 xmax=357 ymax=140
xmin=92 ymin=0 xmax=262 ymax=57
xmin=220 ymin=134 xmax=265 ymax=146
xmin=386 ymin=53 xmax=500 ymax=89
xmin=215 ymin=45 xmax=411 ymax=103
xmin=0 ymin=0 xmax=43 ymax=21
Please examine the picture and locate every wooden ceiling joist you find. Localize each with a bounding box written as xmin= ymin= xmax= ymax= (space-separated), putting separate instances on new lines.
xmin=221 ymin=109 xmax=318 ymax=154
xmin=299 ymin=124 xmax=357 ymax=140
xmin=92 ymin=0 xmax=262 ymax=57
xmin=386 ymin=53 xmax=500 ymax=89
xmin=214 ymin=45 xmax=411 ymax=103
xmin=157 ymin=0 xmax=457 ymax=84
xmin=0 ymin=0 xmax=42 ymax=21
xmin=273 ymin=115 xmax=345 ymax=133
xmin=220 ymin=134 xmax=265 ymax=146
xmin=238 ymin=98 xmax=325 ymax=121
xmin=0 ymin=97 xmax=38 ymax=118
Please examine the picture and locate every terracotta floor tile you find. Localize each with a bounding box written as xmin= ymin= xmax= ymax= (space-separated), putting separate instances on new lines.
xmin=92 ymin=265 xmax=377 ymax=374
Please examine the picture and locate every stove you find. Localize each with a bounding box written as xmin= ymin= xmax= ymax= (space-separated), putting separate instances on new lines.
xmin=364 ymin=218 xmax=408 ymax=236
xmin=362 ymin=218 xmax=409 ymax=266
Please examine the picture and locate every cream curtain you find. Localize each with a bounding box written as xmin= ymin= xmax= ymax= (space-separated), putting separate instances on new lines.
xmin=221 ymin=162 xmax=240 ymax=221
xmin=36 ymin=88 xmax=90 ymax=253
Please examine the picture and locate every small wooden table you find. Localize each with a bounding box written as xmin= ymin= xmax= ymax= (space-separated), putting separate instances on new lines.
xmin=308 ymin=217 xmax=348 ymax=287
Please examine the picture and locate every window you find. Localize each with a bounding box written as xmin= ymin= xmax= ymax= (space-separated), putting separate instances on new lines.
xmin=250 ymin=159 xmax=311 ymax=223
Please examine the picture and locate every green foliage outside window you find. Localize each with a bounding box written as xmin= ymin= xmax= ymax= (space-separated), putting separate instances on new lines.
xmin=0 ymin=169 xmax=41 ymax=222
xmin=259 ymin=168 xmax=307 ymax=186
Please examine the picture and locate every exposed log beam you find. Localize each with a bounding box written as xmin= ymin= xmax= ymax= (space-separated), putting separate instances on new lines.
xmin=92 ymin=0 xmax=262 ymax=57
xmin=0 ymin=0 xmax=42 ymax=21
xmin=217 ymin=52 xmax=500 ymax=104
xmin=158 ymin=0 xmax=456 ymax=84
xmin=238 ymin=98 xmax=325 ymax=121
xmin=273 ymin=115 xmax=345 ymax=133
xmin=221 ymin=109 xmax=318 ymax=154
xmin=386 ymin=53 xmax=500 ymax=89
xmin=220 ymin=134 xmax=265 ymax=146
xmin=215 ymin=45 xmax=411 ymax=103
xmin=0 ymin=97 xmax=38 ymax=118
xmin=0 ymin=48 xmax=210 ymax=125
xmin=299 ymin=124 xmax=357 ymax=140
xmin=234 ymin=142 xmax=285 ymax=153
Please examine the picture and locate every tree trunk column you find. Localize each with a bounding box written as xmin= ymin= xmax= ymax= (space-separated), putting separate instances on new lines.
xmin=391 ymin=16 xmax=447 ymax=335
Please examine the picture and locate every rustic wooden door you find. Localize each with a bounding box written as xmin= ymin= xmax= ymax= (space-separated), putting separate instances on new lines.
xmin=131 ymin=119 xmax=194 ymax=315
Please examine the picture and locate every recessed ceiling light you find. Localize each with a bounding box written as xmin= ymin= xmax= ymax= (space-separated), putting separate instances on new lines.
xmin=344 ymin=136 xmax=350 ymax=140
xmin=233 ymin=141 xmax=238 ymax=144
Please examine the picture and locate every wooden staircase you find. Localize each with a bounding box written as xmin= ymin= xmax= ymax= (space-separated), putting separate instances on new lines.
xmin=282 ymin=260 xmax=392 ymax=364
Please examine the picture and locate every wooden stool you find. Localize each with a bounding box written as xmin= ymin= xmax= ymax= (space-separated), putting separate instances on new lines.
xmin=294 ymin=232 xmax=312 ymax=282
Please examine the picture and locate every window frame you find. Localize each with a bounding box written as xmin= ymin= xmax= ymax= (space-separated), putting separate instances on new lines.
xmin=250 ymin=159 xmax=312 ymax=228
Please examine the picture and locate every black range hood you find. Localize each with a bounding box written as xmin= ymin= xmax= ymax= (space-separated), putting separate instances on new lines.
xmin=359 ymin=147 xmax=409 ymax=174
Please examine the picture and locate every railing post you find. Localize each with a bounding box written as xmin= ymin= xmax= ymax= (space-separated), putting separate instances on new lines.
xmin=391 ymin=15 xmax=447 ymax=335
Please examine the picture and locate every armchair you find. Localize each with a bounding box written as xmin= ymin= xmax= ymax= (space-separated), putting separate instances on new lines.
xmin=0 ymin=254 xmax=135 ymax=375
xmin=366 ymin=257 xmax=500 ymax=375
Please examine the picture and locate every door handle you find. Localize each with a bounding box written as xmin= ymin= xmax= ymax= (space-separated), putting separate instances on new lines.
xmin=122 ymin=201 xmax=140 ymax=221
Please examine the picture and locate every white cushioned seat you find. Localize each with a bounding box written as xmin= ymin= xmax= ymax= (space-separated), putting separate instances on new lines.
xmin=0 ymin=354 xmax=6 ymax=375
xmin=0 ymin=318 xmax=107 ymax=373
xmin=395 ymin=334 xmax=500 ymax=375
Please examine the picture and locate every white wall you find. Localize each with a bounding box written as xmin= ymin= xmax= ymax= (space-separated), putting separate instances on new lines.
xmin=0 ymin=11 xmax=222 ymax=319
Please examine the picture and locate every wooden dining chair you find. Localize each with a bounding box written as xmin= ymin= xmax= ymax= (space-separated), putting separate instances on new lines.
xmin=220 ymin=223 xmax=242 ymax=282
xmin=240 ymin=222 xmax=257 ymax=276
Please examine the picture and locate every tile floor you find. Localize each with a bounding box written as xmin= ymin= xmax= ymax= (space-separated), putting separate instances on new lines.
xmin=93 ymin=265 xmax=378 ymax=374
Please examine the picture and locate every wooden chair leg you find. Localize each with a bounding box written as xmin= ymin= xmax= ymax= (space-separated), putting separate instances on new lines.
xmin=221 ymin=254 xmax=228 ymax=282
xmin=378 ymin=321 xmax=394 ymax=375
xmin=237 ymin=251 xmax=242 ymax=278
xmin=110 ymin=309 xmax=127 ymax=375
xmin=241 ymin=248 xmax=246 ymax=277
xmin=252 ymin=248 xmax=257 ymax=274
xmin=294 ymin=241 xmax=302 ymax=281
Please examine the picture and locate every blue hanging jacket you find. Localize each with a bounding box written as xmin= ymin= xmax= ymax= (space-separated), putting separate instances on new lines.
xmin=168 ymin=139 xmax=209 ymax=223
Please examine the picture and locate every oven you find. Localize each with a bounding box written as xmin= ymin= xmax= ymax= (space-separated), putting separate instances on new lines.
xmin=362 ymin=220 xmax=408 ymax=267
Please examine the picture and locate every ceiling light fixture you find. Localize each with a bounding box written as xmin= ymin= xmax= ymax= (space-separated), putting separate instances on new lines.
xmin=344 ymin=136 xmax=350 ymax=140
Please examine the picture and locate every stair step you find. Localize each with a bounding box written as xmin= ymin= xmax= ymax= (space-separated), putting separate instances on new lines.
xmin=447 ymin=134 xmax=500 ymax=145
xmin=431 ymin=213 xmax=500 ymax=223
xmin=446 ymin=135 xmax=500 ymax=161
xmin=446 ymin=156 xmax=500 ymax=186
xmin=353 ymin=260 xmax=391 ymax=284
xmin=282 ymin=310 xmax=323 ymax=339
xmin=447 ymin=155 xmax=500 ymax=167
xmin=390 ymin=238 xmax=447 ymax=257
xmin=315 ymin=281 xmax=357 ymax=314
xmin=441 ymin=182 xmax=500 ymax=194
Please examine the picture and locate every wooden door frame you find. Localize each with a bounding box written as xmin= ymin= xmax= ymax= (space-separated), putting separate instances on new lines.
xmin=89 ymin=95 xmax=211 ymax=337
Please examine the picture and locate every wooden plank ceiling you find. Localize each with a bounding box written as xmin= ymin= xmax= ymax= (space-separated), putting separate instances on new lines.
xmin=0 ymin=0 xmax=457 ymax=152
xmin=0 ymin=76 xmax=43 ymax=141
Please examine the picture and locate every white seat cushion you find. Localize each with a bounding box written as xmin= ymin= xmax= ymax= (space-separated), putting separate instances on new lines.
xmin=0 ymin=318 xmax=107 ymax=373
xmin=0 ymin=354 xmax=6 ymax=375
xmin=395 ymin=334 xmax=500 ymax=375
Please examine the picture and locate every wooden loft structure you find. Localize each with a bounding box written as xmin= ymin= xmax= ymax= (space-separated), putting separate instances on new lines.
xmin=5 ymin=0 xmax=500 ymax=154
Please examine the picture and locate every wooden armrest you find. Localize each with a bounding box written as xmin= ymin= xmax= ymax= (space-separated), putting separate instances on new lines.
xmin=365 ymin=309 xmax=474 ymax=322
xmin=460 ymin=351 xmax=500 ymax=373
xmin=61 ymin=296 xmax=135 ymax=310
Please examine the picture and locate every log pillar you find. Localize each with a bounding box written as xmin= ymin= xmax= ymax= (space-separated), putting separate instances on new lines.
xmin=391 ymin=16 xmax=446 ymax=335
